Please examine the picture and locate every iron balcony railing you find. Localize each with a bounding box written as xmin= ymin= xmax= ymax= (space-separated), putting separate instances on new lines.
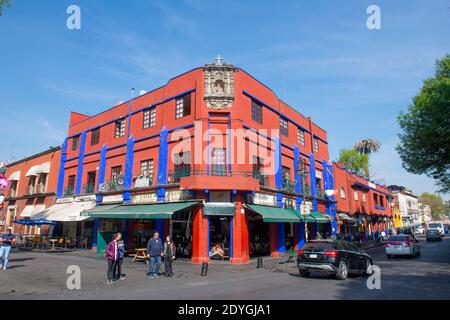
xmin=82 ymin=183 xmax=96 ymax=195
xmin=316 ymin=188 xmax=327 ymax=200
xmin=168 ymin=166 xmax=192 ymax=183
xmin=99 ymin=180 xmax=124 ymax=193
xmin=252 ymin=172 xmax=269 ymax=187
xmin=63 ymin=187 xmax=75 ymax=197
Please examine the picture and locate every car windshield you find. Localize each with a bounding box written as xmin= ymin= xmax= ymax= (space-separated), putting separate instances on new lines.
xmin=389 ymin=236 xmax=408 ymax=242
xmin=303 ymin=242 xmax=336 ymax=251
xmin=429 ymin=223 xmax=440 ymax=229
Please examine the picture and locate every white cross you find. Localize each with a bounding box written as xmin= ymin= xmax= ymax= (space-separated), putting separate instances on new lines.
xmin=215 ymin=54 xmax=223 ymax=65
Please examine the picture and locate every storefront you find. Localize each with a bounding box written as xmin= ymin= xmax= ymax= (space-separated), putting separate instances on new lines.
xmin=337 ymin=213 xmax=357 ymax=241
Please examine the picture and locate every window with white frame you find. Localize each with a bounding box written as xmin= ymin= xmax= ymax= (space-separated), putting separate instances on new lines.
xmin=340 ymin=188 xmax=346 ymax=199
xmin=280 ymin=118 xmax=288 ymax=136
xmin=175 ymin=94 xmax=191 ymax=119
xmin=140 ymin=159 xmax=154 ymax=182
xmin=362 ymin=193 xmax=367 ymax=203
xmin=298 ymin=128 xmax=305 ymax=146
xmin=143 ymin=107 xmax=156 ymax=129
xmin=354 ymin=190 xmax=359 ymax=201
xmin=115 ymin=119 xmax=126 ymax=138
xmin=313 ymin=137 xmax=319 ymax=152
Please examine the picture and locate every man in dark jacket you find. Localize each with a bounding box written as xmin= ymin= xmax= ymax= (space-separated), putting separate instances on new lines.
xmin=147 ymin=231 xmax=163 ymax=279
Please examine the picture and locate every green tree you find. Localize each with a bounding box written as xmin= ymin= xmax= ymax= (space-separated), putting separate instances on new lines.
xmin=337 ymin=149 xmax=369 ymax=177
xmin=419 ymin=192 xmax=445 ymax=220
xmin=0 ymin=0 xmax=13 ymax=16
xmin=397 ymin=55 xmax=450 ymax=193
xmin=353 ymin=139 xmax=381 ymax=178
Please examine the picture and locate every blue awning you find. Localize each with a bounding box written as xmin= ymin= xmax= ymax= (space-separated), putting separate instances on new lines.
xmin=14 ymin=219 xmax=56 ymax=226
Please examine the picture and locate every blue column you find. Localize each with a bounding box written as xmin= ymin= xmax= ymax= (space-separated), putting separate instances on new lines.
xmin=277 ymin=223 xmax=286 ymax=253
xmin=56 ymin=138 xmax=68 ymax=198
xmin=294 ymin=145 xmax=302 ymax=209
xmin=92 ymin=219 xmax=99 ymax=248
xmin=274 ymin=137 xmax=283 ymax=207
xmin=297 ymin=222 xmax=305 ymax=249
xmin=155 ymin=219 xmax=165 ymax=239
xmin=75 ymin=131 xmax=87 ymax=196
xmin=309 ymin=153 xmax=318 ymax=211
xmin=123 ymin=135 xmax=135 ymax=204
xmin=328 ymin=163 xmax=338 ymax=236
xmin=96 ymin=144 xmax=107 ymax=204
xmin=157 ymin=127 xmax=168 ymax=202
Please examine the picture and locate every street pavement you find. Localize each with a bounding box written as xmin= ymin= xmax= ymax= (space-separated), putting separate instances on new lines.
xmin=0 ymin=236 xmax=449 ymax=300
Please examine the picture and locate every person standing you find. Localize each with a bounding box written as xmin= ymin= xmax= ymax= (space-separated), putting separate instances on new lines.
xmin=113 ymin=233 xmax=126 ymax=281
xmin=105 ymin=233 xmax=119 ymax=284
xmin=147 ymin=231 xmax=163 ymax=279
xmin=0 ymin=227 xmax=16 ymax=271
xmin=164 ymin=236 xmax=175 ymax=278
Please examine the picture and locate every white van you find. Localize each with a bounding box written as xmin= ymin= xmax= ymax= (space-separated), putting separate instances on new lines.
xmin=428 ymin=221 xmax=444 ymax=237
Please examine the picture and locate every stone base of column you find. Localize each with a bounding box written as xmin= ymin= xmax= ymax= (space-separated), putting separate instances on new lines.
xmin=230 ymin=256 xmax=250 ymax=264
xmin=191 ymin=256 xmax=210 ymax=264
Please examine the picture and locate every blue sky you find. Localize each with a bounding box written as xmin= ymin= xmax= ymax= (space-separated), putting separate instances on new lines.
xmin=0 ymin=0 xmax=449 ymax=199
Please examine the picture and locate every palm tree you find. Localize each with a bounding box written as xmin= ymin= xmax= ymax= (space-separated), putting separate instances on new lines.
xmin=353 ymin=139 xmax=381 ymax=178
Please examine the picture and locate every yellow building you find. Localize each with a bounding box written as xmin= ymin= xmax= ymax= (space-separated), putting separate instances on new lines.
xmin=393 ymin=206 xmax=403 ymax=228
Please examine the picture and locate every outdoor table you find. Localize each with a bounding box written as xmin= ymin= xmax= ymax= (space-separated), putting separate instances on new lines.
xmin=131 ymin=248 xmax=149 ymax=264
xmin=49 ymin=239 xmax=58 ymax=250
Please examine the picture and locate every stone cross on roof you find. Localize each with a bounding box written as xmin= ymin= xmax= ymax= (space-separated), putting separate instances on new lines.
xmin=215 ymin=54 xmax=223 ymax=65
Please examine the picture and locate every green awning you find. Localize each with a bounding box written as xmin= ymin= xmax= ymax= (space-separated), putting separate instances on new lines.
xmin=245 ymin=204 xmax=302 ymax=223
xmin=338 ymin=213 xmax=355 ymax=221
xmin=81 ymin=204 xmax=121 ymax=216
xmin=308 ymin=211 xmax=332 ymax=224
xmin=203 ymin=202 xmax=236 ymax=216
xmin=81 ymin=201 xmax=200 ymax=219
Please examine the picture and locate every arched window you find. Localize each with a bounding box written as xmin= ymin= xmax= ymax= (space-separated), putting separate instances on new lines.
xmin=340 ymin=188 xmax=346 ymax=199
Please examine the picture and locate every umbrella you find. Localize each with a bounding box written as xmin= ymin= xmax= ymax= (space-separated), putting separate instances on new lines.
xmin=14 ymin=219 xmax=56 ymax=226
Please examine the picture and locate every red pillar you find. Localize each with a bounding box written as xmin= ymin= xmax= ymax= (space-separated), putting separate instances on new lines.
xmin=269 ymin=223 xmax=278 ymax=257
xmin=231 ymin=200 xmax=250 ymax=264
xmin=191 ymin=205 xmax=209 ymax=264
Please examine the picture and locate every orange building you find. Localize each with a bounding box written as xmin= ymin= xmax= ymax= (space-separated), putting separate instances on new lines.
xmin=1 ymin=147 xmax=61 ymax=234
xmin=55 ymin=58 xmax=337 ymax=263
xmin=333 ymin=162 xmax=393 ymax=241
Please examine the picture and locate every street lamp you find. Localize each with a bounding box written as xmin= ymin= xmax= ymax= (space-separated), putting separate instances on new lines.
xmin=296 ymin=157 xmax=310 ymax=243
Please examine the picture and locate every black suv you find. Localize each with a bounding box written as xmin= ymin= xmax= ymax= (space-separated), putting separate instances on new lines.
xmin=297 ymin=239 xmax=373 ymax=280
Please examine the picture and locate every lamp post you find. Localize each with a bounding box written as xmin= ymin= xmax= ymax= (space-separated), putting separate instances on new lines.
xmin=296 ymin=157 xmax=309 ymax=243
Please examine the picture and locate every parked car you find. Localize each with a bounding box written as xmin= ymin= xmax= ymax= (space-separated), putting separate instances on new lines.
xmin=427 ymin=221 xmax=445 ymax=237
xmin=297 ymin=239 xmax=373 ymax=280
xmin=397 ymin=227 xmax=418 ymax=241
xmin=385 ymin=234 xmax=421 ymax=258
xmin=426 ymin=229 xmax=442 ymax=242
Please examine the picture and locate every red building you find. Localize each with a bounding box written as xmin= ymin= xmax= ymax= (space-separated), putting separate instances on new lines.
xmin=1 ymin=147 xmax=61 ymax=234
xmin=333 ymin=162 xmax=393 ymax=241
xmin=56 ymin=58 xmax=337 ymax=263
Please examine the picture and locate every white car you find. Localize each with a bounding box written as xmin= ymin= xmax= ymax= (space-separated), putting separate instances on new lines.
xmin=385 ymin=234 xmax=420 ymax=258
xmin=428 ymin=221 xmax=445 ymax=237
xmin=415 ymin=226 xmax=425 ymax=235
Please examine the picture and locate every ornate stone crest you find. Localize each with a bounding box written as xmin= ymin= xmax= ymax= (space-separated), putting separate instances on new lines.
xmin=203 ymin=55 xmax=236 ymax=109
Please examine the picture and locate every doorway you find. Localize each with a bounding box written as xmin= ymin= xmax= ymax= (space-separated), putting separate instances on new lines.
xmin=209 ymin=216 xmax=231 ymax=260
xmin=170 ymin=209 xmax=193 ymax=258
xmin=248 ymin=212 xmax=270 ymax=257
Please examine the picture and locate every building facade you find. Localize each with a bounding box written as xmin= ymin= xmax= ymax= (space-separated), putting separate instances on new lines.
xmin=389 ymin=186 xmax=419 ymax=226
xmin=1 ymin=147 xmax=61 ymax=234
xmin=333 ymin=162 xmax=393 ymax=240
xmin=57 ymin=59 xmax=337 ymax=264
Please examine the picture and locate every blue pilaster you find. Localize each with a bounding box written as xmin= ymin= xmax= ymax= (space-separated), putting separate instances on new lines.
xmin=328 ymin=163 xmax=338 ymax=236
xmin=75 ymin=131 xmax=87 ymax=196
xmin=123 ymin=135 xmax=135 ymax=204
xmin=56 ymin=138 xmax=68 ymax=198
xmin=274 ymin=137 xmax=283 ymax=207
xmin=157 ymin=127 xmax=168 ymax=202
xmin=155 ymin=219 xmax=165 ymax=239
xmin=309 ymin=153 xmax=318 ymax=211
xmin=297 ymin=222 xmax=305 ymax=249
xmin=96 ymin=144 xmax=107 ymax=204
xmin=92 ymin=219 xmax=99 ymax=248
xmin=294 ymin=145 xmax=302 ymax=209
xmin=277 ymin=223 xmax=286 ymax=253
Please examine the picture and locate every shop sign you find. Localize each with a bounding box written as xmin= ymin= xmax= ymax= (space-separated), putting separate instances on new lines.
xmin=102 ymin=194 xmax=124 ymax=204
xmin=166 ymin=190 xmax=192 ymax=202
xmin=132 ymin=193 xmax=157 ymax=204
xmin=74 ymin=195 xmax=96 ymax=202
xmin=283 ymin=198 xmax=296 ymax=209
xmin=316 ymin=171 xmax=323 ymax=179
xmin=368 ymin=182 xmax=377 ymax=189
xmin=56 ymin=197 xmax=74 ymax=204
xmin=248 ymin=193 xmax=277 ymax=206
xmin=300 ymin=202 xmax=311 ymax=215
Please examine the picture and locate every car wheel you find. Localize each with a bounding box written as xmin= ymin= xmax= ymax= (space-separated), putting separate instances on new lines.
xmin=364 ymin=260 xmax=373 ymax=276
xmin=336 ymin=261 xmax=348 ymax=280
xmin=299 ymin=270 xmax=310 ymax=278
